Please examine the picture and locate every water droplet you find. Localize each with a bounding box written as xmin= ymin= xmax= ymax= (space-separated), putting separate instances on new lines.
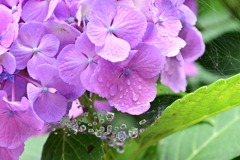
xmin=99 ymin=113 xmax=103 ymax=117
xmin=138 ymin=85 xmax=142 ymax=89
xmin=139 ymin=119 xmax=147 ymax=125
xmin=128 ymin=128 xmax=138 ymax=138
xmin=95 ymin=130 xmax=102 ymax=137
xmin=88 ymin=123 xmax=92 ymax=126
xmin=109 ymin=85 xmax=117 ymax=96
xmin=93 ymin=112 xmax=97 ymax=115
xmin=120 ymin=124 xmax=127 ymax=129
xmin=84 ymin=112 xmax=89 ymax=117
xmin=93 ymin=122 xmax=97 ymax=125
xmin=106 ymin=112 xmax=114 ymax=121
xmin=99 ymin=119 xmax=105 ymax=124
xmin=67 ymin=134 xmax=70 ymax=136
xmin=94 ymin=116 xmax=98 ymax=119
xmin=139 ymin=128 xmax=145 ymax=133
xmin=119 ymin=86 xmax=123 ymax=91
xmin=79 ymin=125 xmax=87 ymax=132
xmin=100 ymin=126 xmax=105 ymax=132
xmin=88 ymin=129 xmax=94 ymax=133
xmin=52 ymin=128 xmax=56 ymax=131
xmin=107 ymin=125 xmax=112 ymax=133
xmin=117 ymin=146 xmax=125 ymax=153
xmin=117 ymin=131 xmax=126 ymax=141
xmin=115 ymin=126 xmax=119 ymax=130
xmin=54 ymin=132 xmax=58 ymax=135
xmin=132 ymin=92 xmax=139 ymax=101
xmin=127 ymin=79 xmax=131 ymax=85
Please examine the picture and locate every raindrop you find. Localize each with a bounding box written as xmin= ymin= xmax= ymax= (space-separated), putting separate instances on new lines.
xmin=117 ymin=131 xmax=126 ymax=141
xmin=139 ymin=128 xmax=145 ymax=133
xmin=93 ymin=122 xmax=97 ymax=125
xmin=95 ymin=130 xmax=102 ymax=137
xmin=88 ymin=129 xmax=94 ymax=133
xmin=84 ymin=112 xmax=89 ymax=117
xmin=117 ymin=146 xmax=125 ymax=153
xmin=99 ymin=126 xmax=105 ymax=132
xmin=107 ymin=125 xmax=112 ymax=133
xmin=120 ymin=124 xmax=127 ymax=130
xmin=99 ymin=113 xmax=103 ymax=117
xmin=67 ymin=134 xmax=70 ymax=136
xmin=106 ymin=112 xmax=115 ymax=121
xmin=138 ymin=85 xmax=142 ymax=90
xmin=54 ymin=132 xmax=58 ymax=135
xmin=99 ymin=119 xmax=105 ymax=124
xmin=88 ymin=123 xmax=92 ymax=126
xmin=132 ymin=92 xmax=139 ymax=101
xmin=128 ymin=128 xmax=138 ymax=138
xmin=127 ymin=79 xmax=131 ymax=85
xmin=79 ymin=125 xmax=87 ymax=132
xmin=93 ymin=112 xmax=97 ymax=115
xmin=109 ymin=85 xmax=117 ymax=96
xmin=115 ymin=126 xmax=119 ymax=130
xmin=94 ymin=116 xmax=98 ymax=119
xmin=98 ymin=76 xmax=103 ymax=82
xmin=139 ymin=119 xmax=147 ymax=125
xmin=52 ymin=128 xmax=56 ymax=131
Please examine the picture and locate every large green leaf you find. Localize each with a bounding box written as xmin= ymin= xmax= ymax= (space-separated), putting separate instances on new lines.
xmin=41 ymin=128 xmax=103 ymax=160
xmin=157 ymin=106 xmax=240 ymax=160
xmin=128 ymin=74 xmax=240 ymax=160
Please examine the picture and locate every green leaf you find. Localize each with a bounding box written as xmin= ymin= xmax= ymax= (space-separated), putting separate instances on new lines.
xmin=157 ymin=106 xmax=240 ymax=160
xmin=128 ymin=74 xmax=240 ymax=160
xmin=41 ymin=128 xmax=103 ymax=160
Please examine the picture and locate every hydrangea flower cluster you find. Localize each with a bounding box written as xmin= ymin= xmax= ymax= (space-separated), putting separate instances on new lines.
xmin=0 ymin=0 xmax=204 ymax=159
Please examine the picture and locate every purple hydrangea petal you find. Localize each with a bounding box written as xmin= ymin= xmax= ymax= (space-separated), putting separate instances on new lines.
xmin=180 ymin=24 xmax=205 ymax=63
xmin=95 ymin=34 xmax=130 ymax=62
xmin=161 ymin=56 xmax=187 ymax=92
xmin=112 ymin=4 xmax=147 ymax=48
xmin=0 ymin=23 xmax=16 ymax=48
xmin=142 ymin=22 xmax=158 ymax=43
xmin=57 ymin=44 xmax=87 ymax=85
xmin=27 ymin=83 xmax=43 ymax=106
xmin=27 ymin=53 xmax=56 ymax=79
xmin=184 ymin=62 xmax=198 ymax=76
xmin=0 ymin=91 xmax=44 ymax=149
xmin=86 ymin=18 xmax=109 ymax=46
xmin=151 ymin=36 xmax=186 ymax=57
xmin=80 ymin=63 xmax=97 ymax=91
xmin=17 ymin=22 xmax=47 ymax=48
xmin=94 ymin=100 xmax=112 ymax=112
xmin=44 ymin=21 xmax=81 ymax=50
xmin=179 ymin=4 xmax=197 ymax=25
xmin=184 ymin=0 xmax=198 ymax=15
xmin=0 ymin=5 xmax=13 ymax=34
xmin=9 ymin=40 xmax=33 ymax=70
xmin=153 ymin=0 xmax=182 ymax=36
xmin=54 ymin=1 xmax=70 ymax=21
xmin=89 ymin=0 xmax=117 ymax=25
xmin=38 ymin=34 xmax=60 ymax=57
xmin=33 ymin=91 xmax=67 ymax=122
xmin=0 ymin=45 xmax=8 ymax=55
xmin=129 ymin=43 xmax=166 ymax=79
xmin=0 ymin=143 xmax=24 ymax=160
xmin=1 ymin=52 xmax=16 ymax=74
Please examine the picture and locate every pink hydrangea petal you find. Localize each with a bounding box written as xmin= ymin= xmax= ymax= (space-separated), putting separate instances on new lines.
xmin=17 ymin=22 xmax=47 ymax=48
xmin=9 ymin=40 xmax=33 ymax=70
xmin=57 ymin=44 xmax=88 ymax=85
xmin=87 ymin=19 xmax=109 ymax=46
xmin=0 ymin=45 xmax=8 ymax=55
xmin=95 ymin=34 xmax=130 ymax=62
xmin=180 ymin=24 xmax=205 ymax=63
xmin=22 ymin=0 xmax=49 ymax=22
xmin=151 ymin=36 xmax=186 ymax=57
xmin=38 ymin=34 xmax=60 ymax=57
xmin=1 ymin=52 xmax=16 ymax=74
xmin=33 ymin=91 xmax=67 ymax=122
xmin=161 ymin=57 xmax=187 ymax=93
xmin=89 ymin=0 xmax=117 ymax=25
xmin=112 ymin=4 xmax=147 ymax=48
xmin=184 ymin=0 xmax=197 ymax=15
xmin=0 ymin=143 xmax=24 ymax=160
xmin=27 ymin=53 xmax=56 ymax=79
xmin=129 ymin=43 xmax=166 ymax=79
